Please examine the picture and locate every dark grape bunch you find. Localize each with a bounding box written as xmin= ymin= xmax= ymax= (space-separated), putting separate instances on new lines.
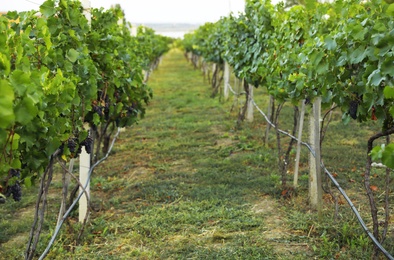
xmin=66 ymin=136 xmax=93 ymax=156
xmin=92 ymin=91 xmax=111 ymax=121
xmin=92 ymin=104 xmax=103 ymax=116
xmin=349 ymin=100 xmax=358 ymax=119
xmin=67 ymin=138 xmax=78 ymax=153
xmin=127 ymin=101 xmax=139 ymax=117
xmin=6 ymin=169 xmax=22 ymax=202
xmin=80 ymin=136 xmax=93 ymax=154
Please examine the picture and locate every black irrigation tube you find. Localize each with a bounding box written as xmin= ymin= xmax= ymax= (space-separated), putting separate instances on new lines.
xmin=226 ymin=81 xmax=393 ymax=259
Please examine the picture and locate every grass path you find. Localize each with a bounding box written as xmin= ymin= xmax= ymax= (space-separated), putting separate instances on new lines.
xmin=58 ymin=49 xmax=314 ymax=259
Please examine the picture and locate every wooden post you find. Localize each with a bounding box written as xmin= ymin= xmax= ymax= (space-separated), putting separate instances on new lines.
xmin=293 ymin=100 xmax=306 ymax=188
xmin=264 ymin=96 xmax=274 ymax=146
xmin=309 ymin=97 xmax=322 ymax=213
xmin=246 ymin=84 xmax=254 ymax=122
xmin=79 ymin=0 xmax=91 ymax=223
xmin=223 ymin=62 xmax=230 ymax=101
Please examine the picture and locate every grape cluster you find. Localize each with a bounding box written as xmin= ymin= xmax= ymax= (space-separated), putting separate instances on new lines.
xmin=127 ymin=101 xmax=139 ymax=117
xmin=67 ymin=138 xmax=78 ymax=153
xmin=104 ymin=100 xmax=110 ymax=121
xmin=93 ymin=105 xmax=103 ymax=116
xmin=7 ymin=183 xmax=22 ymax=201
xmin=75 ymin=137 xmax=94 ymax=155
xmin=6 ymin=169 xmax=22 ymax=202
xmin=81 ymin=136 xmax=93 ymax=154
xmin=349 ymin=100 xmax=358 ymax=119
xmin=92 ymin=91 xmax=111 ymax=119
xmin=60 ymin=135 xmax=94 ymax=158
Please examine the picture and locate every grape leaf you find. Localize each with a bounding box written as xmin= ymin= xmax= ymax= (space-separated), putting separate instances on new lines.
xmin=383 ymin=86 xmax=394 ymax=99
xmin=0 ymin=80 xmax=15 ymax=128
xmin=324 ymin=37 xmax=337 ymax=50
xmin=40 ymin=0 xmax=56 ymax=17
xmin=66 ymin=48 xmax=79 ymax=63
xmin=382 ymin=143 xmax=394 ymax=168
xmin=14 ymin=95 xmax=38 ymax=124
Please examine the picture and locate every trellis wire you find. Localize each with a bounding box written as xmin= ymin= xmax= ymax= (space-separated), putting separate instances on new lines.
xmin=227 ymin=80 xmax=393 ymax=259
xmin=38 ymin=128 xmax=121 ymax=260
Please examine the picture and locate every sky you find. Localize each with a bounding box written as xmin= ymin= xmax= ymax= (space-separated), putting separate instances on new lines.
xmin=1 ymin=0 xmax=246 ymax=24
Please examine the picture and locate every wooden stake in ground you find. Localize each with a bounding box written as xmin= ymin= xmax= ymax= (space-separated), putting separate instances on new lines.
xmin=264 ymin=96 xmax=274 ymax=146
xmin=309 ymin=97 xmax=322 ymax=213
xmin=293 ymin=100 xmax=306 ymax=188
xmin=223 ymin=62 xmax=230 ymax=101
xmin=246 ymin=84 xmax=254 ymax=122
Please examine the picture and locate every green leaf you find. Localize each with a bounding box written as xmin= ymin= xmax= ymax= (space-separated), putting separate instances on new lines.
xmin=11 ymin=159 xmax=21 ymax=169
xmin=0 ymin=80 xmax=15 ymax=128
xmin=40 ymin=0 xmax=56 ymax=17
xmin=321 ymin=89 xmax=333 ymax=103
xmin=349 ymin=46 xmax=366 ymax=64
xmin=66 ymin=48 xmax=79 ymax=63
xmin=371 ymin=144 xmax=384 ymax=162
xmin=316 ymin=62 xmax=329 ymax=75
xmin=311 ymin=51 xmax=324 ymax=67
xmin=380 ymin=58 xmax=394 ymax=77
xmin=0 ymin=53 xmax=11 ymax=76
xmin=384 ymin=86 xmax=394 ymax=99
xmin=78 ymin=131 xmax=89 ymax=143
xmin=351 ymin=24 xmax=367 ymax=41
xmin=14 ymin=95 xmax=38 ymax=124
xmin=10 ymin=70 xmax=30 ymax=96
xmin=368 ymin=69 xmax=384 ymax=87
xmin=6 ymin=11 xmax=19 ymax=20
xmin=305 ymin=0 xmax=317 ymax=10
xmin=46 ymin=138 xmax=62 ymax=156
xmin=12 ymin=133 xmax=20 ymax=150
xmin=342 ymin=113 xmax=351 ymax=125
xmin=324 ymin=37 xmax=337 ymax=51
xmin=336 ymin=54 xmax=347 ymax=67
xmin=382 ymin=143 xmax=394 ymax=168
xmin=24 ymin=176 xmax=33 ymax=187
xmin=93 ymin=113 xmax=101 ymax=125
xmin=386 ymin=3 xmax=394 ymax=16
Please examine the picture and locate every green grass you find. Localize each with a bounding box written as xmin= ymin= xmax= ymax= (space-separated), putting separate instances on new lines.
xmin=1 ymin=49 xmax=393 ymax=259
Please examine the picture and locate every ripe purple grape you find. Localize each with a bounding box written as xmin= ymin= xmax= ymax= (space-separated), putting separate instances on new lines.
xmin=349 ymin=100 xmax=358 ymax=119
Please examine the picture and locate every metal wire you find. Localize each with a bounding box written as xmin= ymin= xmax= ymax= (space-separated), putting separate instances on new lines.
xmin=221 ymin=69 xmax=394 ymax=258
xmin=249 ymin=95 xmax=393 ymax=259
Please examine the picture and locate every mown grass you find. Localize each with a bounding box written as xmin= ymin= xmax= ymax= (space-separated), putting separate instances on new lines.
xmin=1 ymin=49 xmax=393 ymax=259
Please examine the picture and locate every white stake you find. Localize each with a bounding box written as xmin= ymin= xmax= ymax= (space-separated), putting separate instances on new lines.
xmin=79 ymin=146 xmax=90 ymax=223
xmin=79 ymin=0 xmax=91 ymax=223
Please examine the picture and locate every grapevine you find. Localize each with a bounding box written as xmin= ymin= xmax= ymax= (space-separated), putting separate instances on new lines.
xmin=182 ymin=0 xmax=394 ymax=257
xmin=0 ymin=0 xmax=170 ymax=257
